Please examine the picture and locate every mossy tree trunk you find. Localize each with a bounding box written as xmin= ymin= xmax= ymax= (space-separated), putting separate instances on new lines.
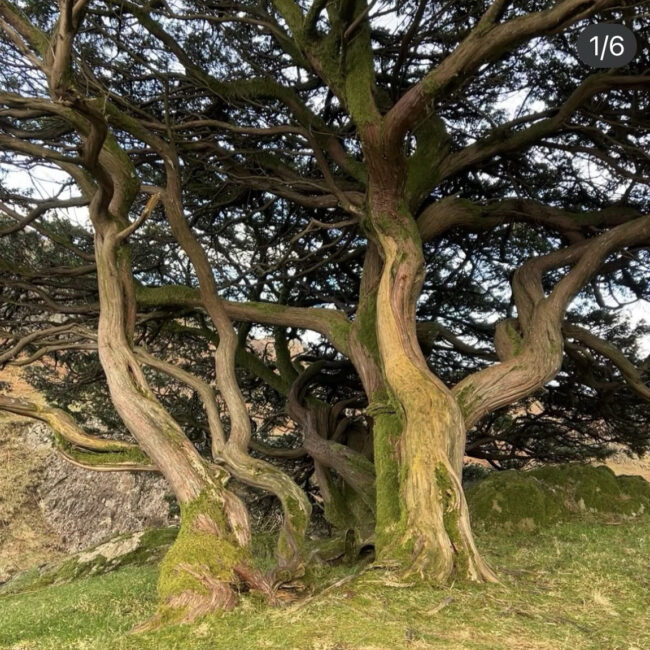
xmin=93 ymin=207 xmax=268 ymax=622
xmin=73 ymin=103 xmax=269 ymax=621
xmin=161 ymin=174 xmax=311 ymax=576
xmin=361 ymin=135 xmax=496 ymax=583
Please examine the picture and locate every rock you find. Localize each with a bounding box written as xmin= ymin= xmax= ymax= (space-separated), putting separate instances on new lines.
xmin=0 ymin=527 xmax=178 ymax=595
xmin=37 ymin=426 xmax=178 ymax=551
xmin=0 ymin=417 xmax=178 ymax=582
xmin=466 ymin=463 xmax=650 ymax=532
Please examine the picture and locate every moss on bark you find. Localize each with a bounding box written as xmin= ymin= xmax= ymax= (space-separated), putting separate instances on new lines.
xmin=368 ymin=392 xmax=405 ymax=554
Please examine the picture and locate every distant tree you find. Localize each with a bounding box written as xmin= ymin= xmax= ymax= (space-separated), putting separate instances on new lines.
xmin=1 ymin=0 xmax=650 ymax=624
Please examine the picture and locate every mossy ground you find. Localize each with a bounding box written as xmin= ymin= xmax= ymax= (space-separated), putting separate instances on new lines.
xmin=2 ymin=515 xmax=649 ymax=649
xmin=1 ymin=527 xmax=177 ymax=597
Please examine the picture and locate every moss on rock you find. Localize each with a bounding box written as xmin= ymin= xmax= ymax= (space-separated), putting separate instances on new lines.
xmin=466 ymin=470 xmax=564 ymax=532
xmin=466 ymin=464 xmax=650 ymax=532
xmin=1 ymin=527 xmax=178 ymax=595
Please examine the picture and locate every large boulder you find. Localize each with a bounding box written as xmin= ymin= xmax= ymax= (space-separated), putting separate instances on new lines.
xmin=0 ymin=417 xmax=178 ymax=582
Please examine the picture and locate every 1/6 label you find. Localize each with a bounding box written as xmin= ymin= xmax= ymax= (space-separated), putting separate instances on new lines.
xmin=576 ymin=24 xmax=637 ymax=68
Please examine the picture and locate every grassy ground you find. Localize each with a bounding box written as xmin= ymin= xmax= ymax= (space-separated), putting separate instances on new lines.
xmin=2 ymin=516 xmax=648 ymax=650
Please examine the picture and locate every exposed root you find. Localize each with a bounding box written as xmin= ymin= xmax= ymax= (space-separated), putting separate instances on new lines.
xmin=233 ymin=563 xmax=279 ymax=604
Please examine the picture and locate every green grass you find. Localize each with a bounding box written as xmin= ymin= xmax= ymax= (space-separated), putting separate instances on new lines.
xmin=2 ymin=518 xmax=649 ymax=650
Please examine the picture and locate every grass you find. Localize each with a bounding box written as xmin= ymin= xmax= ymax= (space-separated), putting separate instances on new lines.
xmin=2 ymin=516 xmax=649 ymax=650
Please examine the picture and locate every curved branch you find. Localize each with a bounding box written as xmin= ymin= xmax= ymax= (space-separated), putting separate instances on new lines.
xmin=563 ymin=324 xmax=650 ymax=402
xmin=384 ymin=0 xmax=621 ymax=146
xmin=417 ymin=196 xmax=641 ymax=242
xmin=453 ymin=212 xmax=650 ymax=430
xmin=0 ymin=395 xmax=140 ymax=452
xmin=135 ymin=284 xmax=351 ymax=355
xmin=134 ymin=346 xmax=311 ymax=571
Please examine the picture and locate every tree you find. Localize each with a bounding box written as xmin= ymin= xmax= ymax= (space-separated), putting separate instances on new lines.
xmin=1 ymin=0 xmax=650 ymax=623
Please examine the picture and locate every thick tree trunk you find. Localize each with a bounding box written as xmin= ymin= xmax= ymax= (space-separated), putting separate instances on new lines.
xmin=161 ymin=181 xmax=311 ymax=576
xmin=20 ymin=17 xmax=264 ymax=621
xmin=362 ymin=142 xmax=496 ymax=582
xmin=370 ymin=232 xmax=495 ymax=581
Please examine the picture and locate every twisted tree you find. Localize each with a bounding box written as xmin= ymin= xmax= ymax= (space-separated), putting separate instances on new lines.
xmin=2 ymin=0 xmax=650 ymax=623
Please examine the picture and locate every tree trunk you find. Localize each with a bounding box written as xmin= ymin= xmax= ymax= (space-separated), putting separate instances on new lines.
xmin=93 ymin=219 xmax=269 ymax=623
xmin=287 ymin=372 xmax=375 ymax=534
xmin=161 ymin=180 xmax=311 ymax=576
xmin=362 ymin=146 xmax=496 ymax=582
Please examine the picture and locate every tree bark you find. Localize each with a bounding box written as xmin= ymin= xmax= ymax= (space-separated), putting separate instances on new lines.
xmin=287 ymin=365 xmax=376 ymax=533
xmin=93 ymin=216 xmax=261 ymax=621
xmin=362 ymin=135 xmax=496 ymax=582
xmin=76 ymin=104 xmax=266 ymax=622
xmin=356 ymin=169 xmax=495 ymax=583
xmin=160 ymin=177 xmax=311 ymax=575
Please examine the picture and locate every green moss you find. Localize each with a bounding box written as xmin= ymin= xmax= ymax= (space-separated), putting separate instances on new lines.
xmin=312 ymin=32 xmax=345 ymax=98
xmin=343 ymin=21 xmax=381 ymax=127
xmin=158 ymin=532 xmax=243 ymax=600
xmin=323 ymin=482 xmax=353 ymax=530
xmin=532 ymin=464 xmax=647 ymax=517
xmin=157 ymin=491 xmax=248 ymax=603
xmin=271 ymin=0 xmax=304 ymax=35
xmin=406 ymin=115 xmax=448 ymax=207
xmin=617 ymin=474 xmax=650 ymax=506
xmin=504 ymin=320 xmax=524 ymax=357
xmin=467 ymin=464 xmax=650 ymax=532
xmin=135 ymin=283 xmax=201 ymax=308
xmin=275 ymin=491 xmax=310 ymax=566
xmin=454 ymin=384 xmax=480 ymax=420
xmin=327 ymin=314 xmax=352 ymax=354
xmin=354 ymin=288 xmax=380 ymax=364
xmin=53 ymin=433 xmax=151 ymax=467
xmin=1 ymin=528 xmax=178 ymax=596
xmin=466 ymin=470 xmax=564 ymax=532
xmin=283 ymin=494 xmax=309 ymax=533
xmin=370 ymin=391 xmax=405 ymax=553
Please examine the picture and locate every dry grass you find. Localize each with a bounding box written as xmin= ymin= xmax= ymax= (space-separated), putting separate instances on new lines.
xmin=602 ymin=453 xmax=650 ymax=482
xmin=0 ymin=365 xmax=47 ymax=412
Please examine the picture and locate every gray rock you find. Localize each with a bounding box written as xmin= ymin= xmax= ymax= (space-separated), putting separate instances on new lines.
xmin=4 ymin=420 xmax=178 ymax=556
